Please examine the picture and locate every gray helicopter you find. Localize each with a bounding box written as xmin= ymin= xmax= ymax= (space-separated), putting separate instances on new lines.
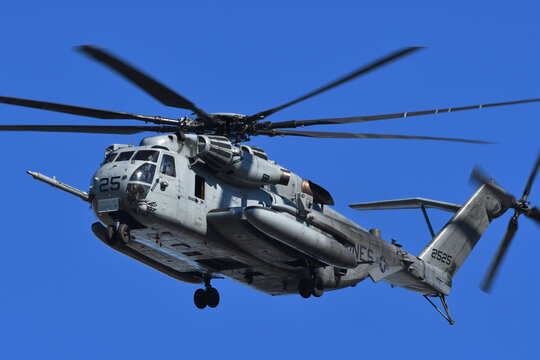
xmin=2 ymin=46 xmax=539 ymax=324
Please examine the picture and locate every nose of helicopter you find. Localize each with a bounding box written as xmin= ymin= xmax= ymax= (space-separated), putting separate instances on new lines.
xmin=91 ymin=155 xmax=158 ymax=222
xmin=91 ymin=164 xmax=131 ymax=214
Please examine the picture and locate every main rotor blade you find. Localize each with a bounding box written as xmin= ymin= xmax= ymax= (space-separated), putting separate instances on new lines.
xmin=521 ymin=150 xmax=540 ymax=202
xmin=470 ymin=165 xmax=517 ymax=209
xmin=266 ymin=98 xmax=540 ymax=129
xmin=77 ymin=45 xmax=212 ymax=122
xmin=248 ymin=46 xmax=423 ymax=122
xmin=0 ymin=125 xmax=177 ymax=134
xmin=0 ymin=96 xmax=179 ymax=125
xmin=481 ymin=216 xmax=518 ymax=293
xmin=255 ymin=129 xmax=489 ymax=143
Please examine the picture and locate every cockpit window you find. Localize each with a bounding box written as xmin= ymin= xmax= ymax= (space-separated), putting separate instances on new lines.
xmin=133 ymin=150 xmax=159 ymax=163
xmin=159 ymin=154 xmax=176 ymax=177
xmin=103 ymin=152 xmax=118 ymax=164
xmin=129 ymin=163 xmax=157 ymax=184
xmin=116 ymin=151 xmax=135 ymax=161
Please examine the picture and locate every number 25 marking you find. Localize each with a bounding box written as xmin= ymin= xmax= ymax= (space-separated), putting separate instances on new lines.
xmin=99 ymin=176 xmax=121 ymax=192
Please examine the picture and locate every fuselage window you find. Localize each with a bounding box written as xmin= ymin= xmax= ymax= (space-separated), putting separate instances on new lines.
xmin=195 ymin=174 xmax=205 ymax=200
xmin=116 ymin=151 xmax=135 ymax=161
xmin=103 ymin=152 xmax=118 ymax=164
xmin=159 ymin=154 xmax=176 ymax=177
xmin=133 ymin=150 xmax=159 ymax=163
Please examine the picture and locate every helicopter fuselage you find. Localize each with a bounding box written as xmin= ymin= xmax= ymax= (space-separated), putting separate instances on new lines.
xmin=89 ymin=133 xmax=446 ymax=296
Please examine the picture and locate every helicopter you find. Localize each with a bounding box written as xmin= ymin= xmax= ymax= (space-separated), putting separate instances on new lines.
xmin=1 ymin=45 xmax=539 ymax=324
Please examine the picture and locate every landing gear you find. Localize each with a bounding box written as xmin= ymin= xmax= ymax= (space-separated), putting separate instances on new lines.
xmin=106 ymin=225 xmax=116 ymax=245
xmin=117 ymin=223 xmax=131 ymax=244
xmin=298 ymin=278 xmax=312 ymax=298
xmin=106 ymin=223 xmax=131 ymax=245
xmin=206 ymin=287 xmax=220 ymax=308
xmin=194 ymin=289 xmax=207 ymax=309
xmin=312 ymin=277 xmax=324 ymax=298
xmin=423 ymin=294 xmax=456 ymax=325
xmin=298 ymin=276 xmax=325 ymax=299
xmin=193 ymin=279 xmax=220 ymax=309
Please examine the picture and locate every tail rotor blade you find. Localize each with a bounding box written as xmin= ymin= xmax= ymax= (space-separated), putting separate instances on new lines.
xmin=526 ymin=207 xmax=540 ymax=225
xmin=521 ymin=150 xmax=540 ymax=202
xmin=481 ymin=217 xmax=518 ymax=293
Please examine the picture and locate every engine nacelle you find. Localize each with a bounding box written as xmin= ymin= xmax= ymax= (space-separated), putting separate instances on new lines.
xmin=196 ymin=135 xmax=238 ymax=170
xmin=196 ymin=135 xmax=290 ymax=187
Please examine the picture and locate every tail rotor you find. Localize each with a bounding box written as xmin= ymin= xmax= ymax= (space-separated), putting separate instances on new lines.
xmin=470 ymin=151 xmax=540 ymax=292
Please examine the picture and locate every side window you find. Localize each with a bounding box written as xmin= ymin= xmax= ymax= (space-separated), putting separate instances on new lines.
xmin=116 ymin=151 xmax=135 ymax=161
xmin=103 ymin=152 xmax=118 ymax=164
xmin=159 ymin=154 xmax=176 ymax=177
xmin=195 ymin=175 xmax=205 ymax=200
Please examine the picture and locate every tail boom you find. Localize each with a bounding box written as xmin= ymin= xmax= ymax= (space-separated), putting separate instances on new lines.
xmin=419 ymin=185 xmax=507 ymax=278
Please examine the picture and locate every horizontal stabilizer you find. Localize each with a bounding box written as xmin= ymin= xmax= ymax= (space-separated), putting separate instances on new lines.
xmin=349 ymin=198 xmax=461 ymax=213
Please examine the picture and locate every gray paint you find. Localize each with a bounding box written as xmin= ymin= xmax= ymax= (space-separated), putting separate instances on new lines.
xmin=419 ymin=185 xmax=506 ymax=278
xmin=29 ymin=133 xmax=511 ymax=300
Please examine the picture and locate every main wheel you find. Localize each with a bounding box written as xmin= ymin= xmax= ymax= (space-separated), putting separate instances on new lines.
xmin=312 ymin=277 xmax=324 ymax=298
xmin=298 ymin=278 xmax=312 ymax=298
xmin=117 ymin=223 xmax=131 ymax=244
xmin=194 ymin=288 xmax=207 ymax=309
xmin=206 ymin=287 xmax=220 ymax=308
xmin=106 ymin=225 xmax=116 ymax=245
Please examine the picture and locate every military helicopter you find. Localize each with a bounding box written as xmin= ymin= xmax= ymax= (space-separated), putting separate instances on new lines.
xmin=1 ymin=46 xmax=539 ymax=324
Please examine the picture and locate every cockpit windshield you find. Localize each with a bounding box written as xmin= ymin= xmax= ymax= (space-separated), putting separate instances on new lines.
xmin=129 ymin=163 xmax=156 ymax=184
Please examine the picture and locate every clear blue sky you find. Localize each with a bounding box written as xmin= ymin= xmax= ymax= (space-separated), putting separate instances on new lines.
xmin=1 ymin=1 xmax=539 ymax=359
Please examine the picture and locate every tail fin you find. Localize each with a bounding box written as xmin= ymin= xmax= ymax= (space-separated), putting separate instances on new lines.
xmin=418 ymin=185 xmax=507 ymax=278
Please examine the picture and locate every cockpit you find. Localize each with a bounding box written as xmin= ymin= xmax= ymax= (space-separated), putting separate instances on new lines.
xmin=98 ymin=147 xmax=177 ymax=204
xmin=103 ymin=149 xmax=160 ymax=164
